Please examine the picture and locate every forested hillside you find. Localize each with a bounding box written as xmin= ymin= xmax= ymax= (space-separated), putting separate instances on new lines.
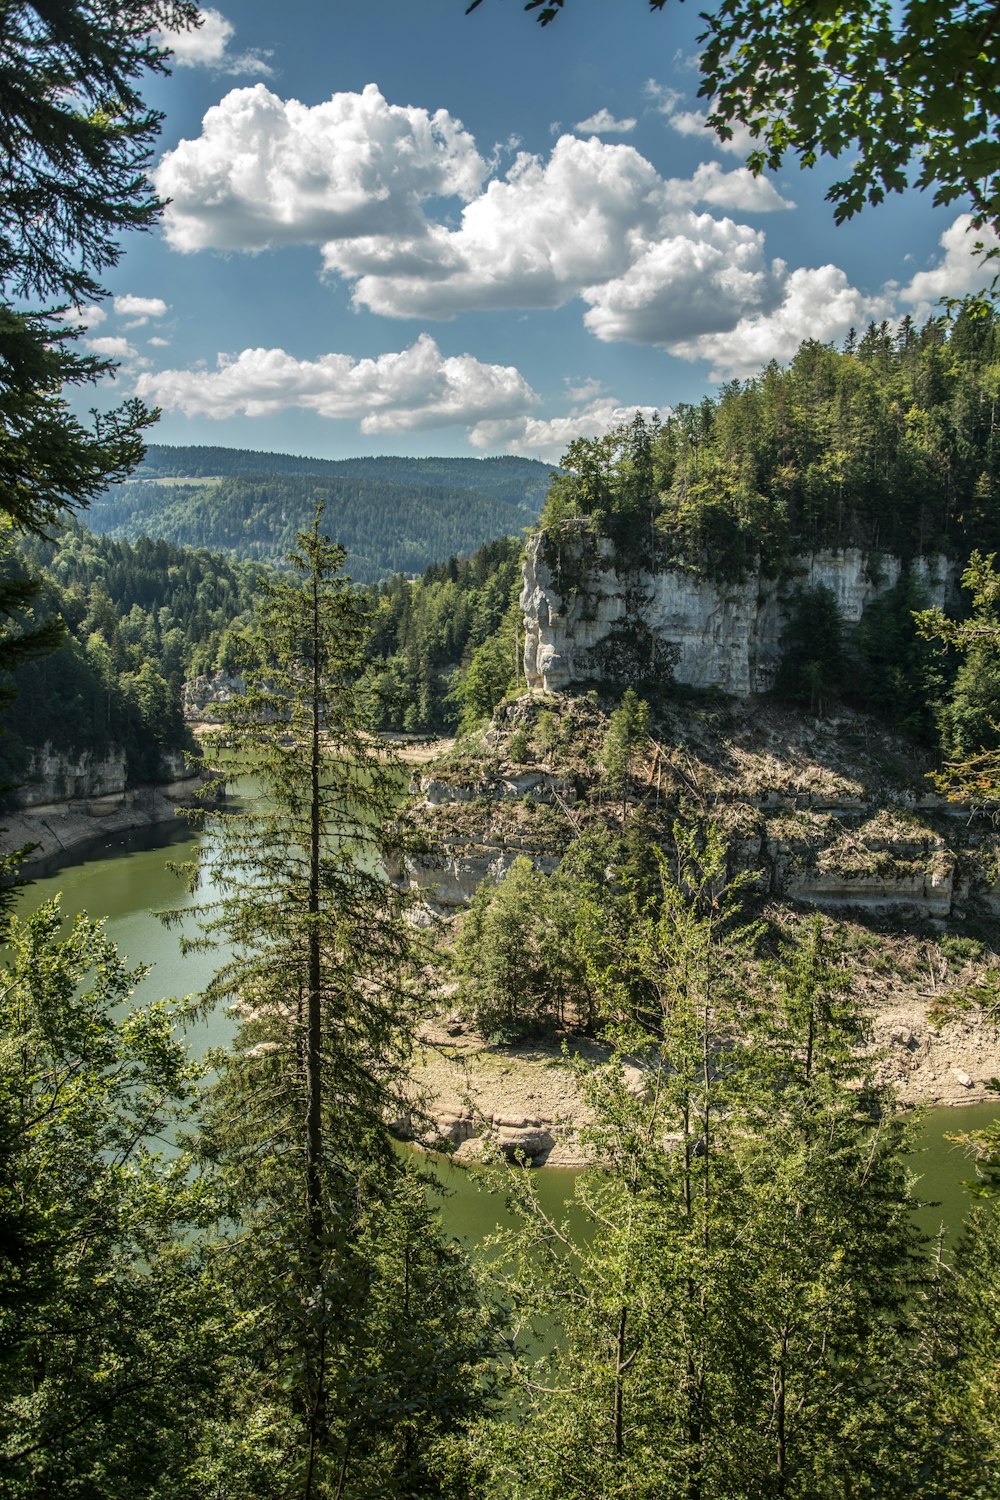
xmin=0 ymin=528 xmax=260 ymax=788
xmin=362 ymin=536 xmax=524 ymax=733
xmin=543 ymin=311 xmax=1000 ymax=578
xmin=137 ymin=444 xmax=553 ymax=505
xmin=0 ymin=523 xmax=527 ymax=773
xmin=89 ymin=448 xmax=551 ymax=581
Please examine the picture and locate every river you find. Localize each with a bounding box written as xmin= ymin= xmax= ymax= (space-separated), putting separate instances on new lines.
xmin=14 ymin=813 xmax=999 ymax=1244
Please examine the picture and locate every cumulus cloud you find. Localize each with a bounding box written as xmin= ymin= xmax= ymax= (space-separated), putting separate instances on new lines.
xmin=333 ymin=134 xmax=664 ymax=319
xmin=59 ymin=303 xmax=106 ymax=329
xmin=667 ymin=265 xmax=892 ymax=379
xmin=113 ymin=294 xmax=169 ymax=326
xmin=900 ymin=214 xmax=1000 ymax=315
xmin=330 ymin=136 xmax=789 ymax=331
xmin=153 ymin=7 xmax=271 ymax=76
xmin=152 ymin=83 xmax=858 ymax=362
xmin=582 ymin=215 xmax=784 ymax=345
xmin=665 ymin=161 xmax=792 ymax=213
xmin=134 ymin=333 xmax=537 ymax=434
xmin=646 ymin=80 xmax=758 ymax=157
xmin=574 ymin=108 xmax=636 ymax=135
xmin=471 ymin=396 xmax=672 ymax=462
xmin=86 ymin=335 xmax=140 ymax=359
xmin=155 ymin=84 xmax=485 ymax=253
xmin=148 ymin=336 xmax=171 ymax=348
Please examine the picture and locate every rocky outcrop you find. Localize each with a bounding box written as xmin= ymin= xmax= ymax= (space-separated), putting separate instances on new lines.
xmin=398 ymin=692 xmax=1000 ymax=924
xmin=182 ymin=670 xmax=245 ymax=722
xmin=15 ymin=746 xmax=129 ymax=808
xmin=521 ymin=533 xmax=951 ymax=696
xmin=1 ymin=744 xmax=206 ymax=874
xmin=390 ymin=760 xmax=577 ymax=918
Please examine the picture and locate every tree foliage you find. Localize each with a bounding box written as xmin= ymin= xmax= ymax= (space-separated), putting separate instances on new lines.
xmin=181 ymin=513 xmax=490 ymax=1496
xmin=472 ymin=0 xmax=1000 ymax=243
xmin=0 ymin=899 xmax=219 ymax=1498
xmin=93 ymin=466 xmax=541 ymax=584
xmin=542 ymin=314 xmax=1000 ymax=578
xmin=364 ymin=535 xmax=524 ymax=733
xmin=0 ymin=1 xmax=199 ymax=534
xmin=484 ymin=831 xmax=928 ymax=1498
xmin=917 ymin=550 xmax=1000 ymax=804
xmin=601 ymin=688 xmax=650 ymax=815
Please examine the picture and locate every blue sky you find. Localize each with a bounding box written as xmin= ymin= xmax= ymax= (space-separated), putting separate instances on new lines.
xmin=74 ymin=0 xmax=995 ymax=463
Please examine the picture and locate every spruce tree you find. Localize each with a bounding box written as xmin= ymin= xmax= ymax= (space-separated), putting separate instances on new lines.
xmin=183 ymin=513 xmax=489 ymax=1498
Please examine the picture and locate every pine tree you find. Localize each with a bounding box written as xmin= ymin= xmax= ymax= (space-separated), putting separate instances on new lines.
xmin=602 ymin=688 xmax=650 ymax=818
xmin=182 ymin=512 xmax=489 ymax=1498
xmin=0 ymin=1 xmax=198 ymax=536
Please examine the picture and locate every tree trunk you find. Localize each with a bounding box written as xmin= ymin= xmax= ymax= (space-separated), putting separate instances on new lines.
xmin=304 ymin=561 xmax=326 ymax=1498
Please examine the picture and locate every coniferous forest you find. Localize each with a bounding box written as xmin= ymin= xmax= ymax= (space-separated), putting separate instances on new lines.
xmin=2 ymin=4 xmax=1000 ymax=1499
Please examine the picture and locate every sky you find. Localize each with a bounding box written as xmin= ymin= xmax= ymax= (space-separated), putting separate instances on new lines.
xmin=73 ymin=0 xmax=998 ymax=464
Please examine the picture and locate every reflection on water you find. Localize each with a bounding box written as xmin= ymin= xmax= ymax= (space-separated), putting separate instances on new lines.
xmin=907 ymin=1101 xmax=1000 ymax=1239
xmin=14 ymin=809 xmax=235 ymax=1057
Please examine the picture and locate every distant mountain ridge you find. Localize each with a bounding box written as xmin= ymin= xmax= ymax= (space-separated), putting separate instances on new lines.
xmin=89 ymin=445 xmax=555 ymax=582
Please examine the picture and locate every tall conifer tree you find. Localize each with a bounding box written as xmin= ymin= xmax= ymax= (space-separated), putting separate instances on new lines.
xmin=183 ymin=513 xmax=488 ymax=1498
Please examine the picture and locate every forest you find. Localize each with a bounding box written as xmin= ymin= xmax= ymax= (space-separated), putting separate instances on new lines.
xmin=89 ymin=451 xmax=550 ymax=582
xmin=541 ymin=312 xmax=1000 ymax=576
xmin=1 ymin=3 xmax=999 ymax=1494
xmin=136 ymin=444 xmax=554 ymax=502
xmin=5 ymin=317 xmax=1000 ymax=1495
xmin=5 ymin=515 xmax=1000 ymax=1499
xmin=0 ymin=522 xmax=528 ymax=783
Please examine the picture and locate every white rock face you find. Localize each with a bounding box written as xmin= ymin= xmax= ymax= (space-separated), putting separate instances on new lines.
xmin=182 ymin=671 xmax=245 ymax=721
xmin=16 ymin=746 xmax=129 ymax=808
xmin=521 ymin=534 xmax=950 ymax=697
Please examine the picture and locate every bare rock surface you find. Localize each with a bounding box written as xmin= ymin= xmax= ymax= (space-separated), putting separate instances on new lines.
xmin=407 ymin=1021 xmax=601 ymax=1167
xmin=407 ymin=991 xmax=1000 ymax=1167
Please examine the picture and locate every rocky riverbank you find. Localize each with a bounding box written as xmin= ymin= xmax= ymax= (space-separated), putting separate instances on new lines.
xmin=395 ymin=686 xmax=1000 ymax=1166
xmin=1 ymin=746 xmax=208 ymax=876
xmin=404 ymin=979 xmax=1000 ymax=1169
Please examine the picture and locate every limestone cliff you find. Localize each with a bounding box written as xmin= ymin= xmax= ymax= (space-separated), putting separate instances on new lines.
xmin=521 ymin=531 xmax=951 ymax=696
xmin=400 ymin=534 xmax=1000 ymax=1154
xmin=1 ymin=744 xmax=205 ymax=873
xmin=402 ymin=694 xmax=996 ymax=924
xmin=400 ymin=692 xmax=1000 ymax=1150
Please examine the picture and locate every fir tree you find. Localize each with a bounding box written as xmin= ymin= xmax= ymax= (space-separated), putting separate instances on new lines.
xmin=181 ymin=512 xmax=489 ymax=1498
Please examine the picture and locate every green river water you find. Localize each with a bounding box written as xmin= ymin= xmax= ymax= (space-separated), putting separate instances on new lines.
xmin=15 ymin=813 xmax=999 ymax=1246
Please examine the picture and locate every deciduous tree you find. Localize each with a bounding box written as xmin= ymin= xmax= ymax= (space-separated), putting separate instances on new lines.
xmin=469 ymin=1 xmax=1000 ymax=242
xmin=0 ymin=899 xmax=219 ymax=1498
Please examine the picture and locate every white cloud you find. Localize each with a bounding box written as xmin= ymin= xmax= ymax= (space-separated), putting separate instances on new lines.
xmin=331 ymin=134 xmax=668 ymax=319
xmin=134 ymin=333 xmax=537 ymax=434
xmin=900 ymin=214 xmax=1000 ymax=314
xmin=574 ymin=108 xmax=636 ymax=135
xmin=646 ymin=80 xmax=758 ymax=157
xmin=153 ymin=7 xmax=271 ymax=76
xmin=152 ymin=83 xmax=865 ymax=364
xmin=113 ymin=294 xmax=169 ymax=327
xmin=155 ymin=84 xmax=485 ymax=253
xmin=582 ymin=215 xmax=783 ymax=345
xmin=665 ymin=161 xmax=792 ymax=213
xmin=471 ymin=397 xmax=671 ymax=462
xmin=667 ymin=265 xmax=891 ymax=378
xmin=86 ymin=335 xmax=139 ymax=359
xmin=59 ymin=303 xmax=106 ymax=330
